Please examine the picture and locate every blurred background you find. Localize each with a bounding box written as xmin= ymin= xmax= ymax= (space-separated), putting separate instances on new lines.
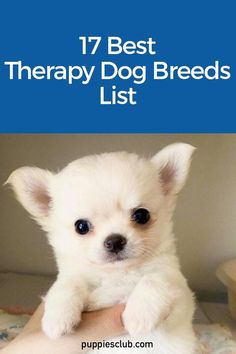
xmin=1 ymin=134 xmax=236 ymax=301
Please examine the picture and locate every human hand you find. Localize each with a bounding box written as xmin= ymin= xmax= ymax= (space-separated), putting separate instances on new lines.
xmin=2 ymin=303 xmax=126 ymax=354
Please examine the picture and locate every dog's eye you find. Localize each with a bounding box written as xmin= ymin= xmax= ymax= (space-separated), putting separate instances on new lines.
xmin=131 ymin=208 xmax=150 ymax=225
xmin=75 ymin=219 xmax=91 ymax=235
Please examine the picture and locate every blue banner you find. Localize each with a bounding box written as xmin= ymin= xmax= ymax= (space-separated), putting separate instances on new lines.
xmin=0 ymin=1 xmax=235 ymax=132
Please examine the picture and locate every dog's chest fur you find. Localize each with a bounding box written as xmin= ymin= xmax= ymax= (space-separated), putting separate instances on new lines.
xmin=84 ymin=256 xmax=172 ymax=311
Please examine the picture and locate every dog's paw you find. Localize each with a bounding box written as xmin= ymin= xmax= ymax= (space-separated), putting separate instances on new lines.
xmin=122 ymin=302 xmax=157 ymax=336
xmin=42 ymin=306 xmax=81 ymax=339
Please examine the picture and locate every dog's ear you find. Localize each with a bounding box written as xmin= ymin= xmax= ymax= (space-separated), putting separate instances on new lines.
xmin=151 ymin=143 xmax=195 ymax=195
xmin=5 ymin=167 xmax=53 ymax=223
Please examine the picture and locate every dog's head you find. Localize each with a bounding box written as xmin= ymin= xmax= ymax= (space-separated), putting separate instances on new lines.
xmin=6 ymin=143 xmax=194 ymax=269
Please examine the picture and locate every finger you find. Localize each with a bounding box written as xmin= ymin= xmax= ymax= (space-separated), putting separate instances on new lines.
xmin=81 ymin=304 xmax=126 ymax=337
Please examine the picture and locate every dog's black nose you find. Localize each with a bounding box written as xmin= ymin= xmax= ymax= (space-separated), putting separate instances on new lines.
xmin=104 ymin=234 xmax=127 ymax=253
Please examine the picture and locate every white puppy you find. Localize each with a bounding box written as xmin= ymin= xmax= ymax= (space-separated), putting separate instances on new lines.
xmin=7 ymin=143 xmax=197 ymax=354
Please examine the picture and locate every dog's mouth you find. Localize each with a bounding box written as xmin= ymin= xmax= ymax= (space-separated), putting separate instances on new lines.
xmin=89 ymin=244 xmax=145 ymax=266
xmin=105 ymin=252 xmax=128 ymax=263
xmin=102 ymin=243 xmax=147 ymax=264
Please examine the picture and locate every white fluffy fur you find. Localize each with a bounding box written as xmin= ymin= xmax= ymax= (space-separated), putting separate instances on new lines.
xmin=7 ymin=143 xmax=197 ymax=353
